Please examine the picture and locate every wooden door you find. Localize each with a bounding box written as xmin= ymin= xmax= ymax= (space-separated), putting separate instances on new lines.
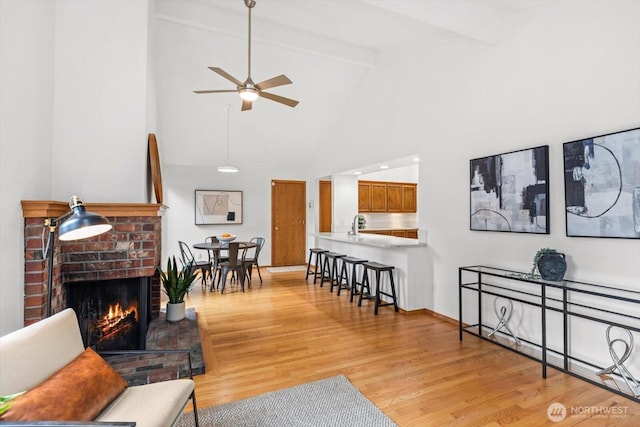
xmin=319 ymin=180 xmax=332 ymax=232
xmin=272 ymin=180 xmax=306 ymax=266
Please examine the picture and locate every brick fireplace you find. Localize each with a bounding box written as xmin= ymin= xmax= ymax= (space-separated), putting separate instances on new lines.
xmin=21 ymin=201 xmax=164 ymax=327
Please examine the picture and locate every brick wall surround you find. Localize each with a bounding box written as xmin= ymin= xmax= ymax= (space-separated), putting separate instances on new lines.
xmin=21 ymin=201 xmax=164 ymax=326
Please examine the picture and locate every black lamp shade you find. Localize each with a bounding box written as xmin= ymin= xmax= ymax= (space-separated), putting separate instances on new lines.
xmin=58 ymin=205 xmax=112 ymax=241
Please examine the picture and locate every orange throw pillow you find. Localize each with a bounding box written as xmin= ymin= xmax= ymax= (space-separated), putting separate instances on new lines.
xmin=1 ymin=347 xmax=127 ymax=421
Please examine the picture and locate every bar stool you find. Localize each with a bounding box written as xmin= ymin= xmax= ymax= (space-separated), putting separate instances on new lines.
xmin=305 ymin=248 xmax=328 ymax=284
xmin=320 ymin=252 xmax=346 ymax=289
xmin=336 ymin=256 xmax=368 ymax=301
xmin=358 ymin=262 xmax=399 ymax=315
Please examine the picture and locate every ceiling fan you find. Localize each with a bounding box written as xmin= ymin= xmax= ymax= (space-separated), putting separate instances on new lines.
xmin=194 ymin=0 xmax=299 ymax=111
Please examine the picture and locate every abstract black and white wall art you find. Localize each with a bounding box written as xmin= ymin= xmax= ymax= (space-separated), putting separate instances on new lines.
xmin=563 ymin=127 xmax=640 ymax=238
xmin=195 ymin=190 xmax=243 ymax=225
xmin=470 ymin=146 xmax=549 ymax=233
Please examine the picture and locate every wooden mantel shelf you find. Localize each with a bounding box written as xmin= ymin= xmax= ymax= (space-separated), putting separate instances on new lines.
xmin=21 ymin=200 xmax=165 ymax=218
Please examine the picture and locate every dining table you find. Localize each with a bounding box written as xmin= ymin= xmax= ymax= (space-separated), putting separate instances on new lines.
xmin=193 ymin=240 xmax=257 ymax=254
xmin=192 ymin=241 xmax=257 ymax=291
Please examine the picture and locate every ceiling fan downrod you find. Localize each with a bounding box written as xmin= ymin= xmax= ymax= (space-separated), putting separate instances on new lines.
xmin=245 ymin=0 xmax=255 ymax=81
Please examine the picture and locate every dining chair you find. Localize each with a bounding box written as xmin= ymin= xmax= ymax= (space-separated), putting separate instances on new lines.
xmin=204 ymin=236 xmax=228 ymax=289
xmin=244 ymin=237 xmax=265 ymax=284
xmin=179 ymin=241 xmax=212 ymax=288
xmin=216 ymin=242 xmax=247 ymax=294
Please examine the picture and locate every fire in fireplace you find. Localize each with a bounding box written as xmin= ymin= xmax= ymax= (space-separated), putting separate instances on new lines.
xmin=66 ymin=277 xmax=151 ymax=350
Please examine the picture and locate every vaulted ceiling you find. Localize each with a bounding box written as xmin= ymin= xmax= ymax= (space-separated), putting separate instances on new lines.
xmin=156 ymin=0 xmax=548 ymax=172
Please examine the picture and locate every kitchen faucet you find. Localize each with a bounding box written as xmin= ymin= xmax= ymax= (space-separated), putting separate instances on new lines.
xmin=349 ymin=214 xmax=361 ymax=235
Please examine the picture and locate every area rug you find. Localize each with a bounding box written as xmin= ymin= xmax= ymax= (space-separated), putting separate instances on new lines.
xmin=176 ymin=375 xmax=397 ymax=427
xmin=266 ymin=265 xmax=308 ymax=273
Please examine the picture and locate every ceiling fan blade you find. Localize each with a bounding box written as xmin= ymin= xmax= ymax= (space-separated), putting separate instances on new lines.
xmin=193 ymin=89 xmax=237 ymax=94
xmin=259 ymin=91 xmax=299 ymax=108
xmin=255 ymin=74 xmax=292 ymax=91
xmin=241 ymin=99 xmax=253 ymax=111
xmin=209 ymin=67 xmax=244 ymax=87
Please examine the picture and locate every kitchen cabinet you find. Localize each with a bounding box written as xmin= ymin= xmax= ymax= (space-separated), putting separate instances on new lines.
xmin=402 ymin=184 xmax=417 ymax=212
xmin=370 ymin=183 xmax=387 ymax=212
xmin=358 ymin=181 xmax=417 ymax=213
xmin=387 ymin=184 xmax=403 ymax=212
xmin=358 ymin=182 xmax=372 ymax=212
xmin=360 ymin=229 xmax=418 ymax=239
xmin=388 ymin=183 xmax=416 ymax=212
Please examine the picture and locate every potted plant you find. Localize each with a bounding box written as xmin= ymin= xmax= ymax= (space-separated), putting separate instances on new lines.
xmin=157 ymin=256 xmax=196 ymax=322
xmin=531 ymin=247 xmax=567 ymax=281
xmin=0 ymin=392 xmax=24 ymax=417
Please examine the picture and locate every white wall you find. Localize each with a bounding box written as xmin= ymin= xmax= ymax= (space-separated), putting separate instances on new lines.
xmin=422 ymin=1 xmax=640 ymax=318
xmin=0 ymin=0 xmax=55 ymax=335
xmin=331 ymin=174 xmax=359 ymax=233
xmin=51 ymin=0 xmax=150 ymax=202
xmin=0 ymin=0 xmax=152 ymax=335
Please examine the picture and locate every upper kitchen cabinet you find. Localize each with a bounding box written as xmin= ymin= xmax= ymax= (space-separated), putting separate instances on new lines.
xmin=358 ymin=182 xmax=372 ymax=211
xmin=358 ymin=181 xmax=416 ymax=213
xmin=371 ymin=183 xmax=387 ymax=212
xmin=388 ymin=183 xmax=417 ymax=212
xmin=358 ymin=181 xmax=387 ymax=212
xmin=387 ymin=183 xmax=403 ymax=212
xmin=402 ymin=184 xmax=417 ymax=212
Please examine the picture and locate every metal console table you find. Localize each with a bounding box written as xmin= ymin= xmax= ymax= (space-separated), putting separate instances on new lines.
xmin=459 ymin=265 xmax=640 ymax=403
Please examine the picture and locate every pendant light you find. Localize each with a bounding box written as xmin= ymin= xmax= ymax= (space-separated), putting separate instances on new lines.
xmin=217 ymin=105 xmax=239 ymax=173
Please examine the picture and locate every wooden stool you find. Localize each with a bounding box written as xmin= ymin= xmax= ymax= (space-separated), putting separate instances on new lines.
xmin=358 ymin=262 xmax=399 ymax=314
xmin=320 ymin=252 xmax=346 ymax=289
xmin=336 ymin=256 xmax=368 ymax=301
xmin=305 ymin=248 xmax=328 ymax=284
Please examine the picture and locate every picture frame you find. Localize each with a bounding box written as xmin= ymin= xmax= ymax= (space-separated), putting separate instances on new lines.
xmin=563 ymin=127 xmax=640 ymax=239
xmin=470 ymin=145 xmax=549 ymax=234
xmin=195 ymin=190 xmax=243 ymax=225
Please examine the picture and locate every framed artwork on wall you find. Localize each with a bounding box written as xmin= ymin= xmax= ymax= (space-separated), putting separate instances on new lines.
xmin=195 ymin=190 xmax=243 ymax=225
xmin=563 ymin=127 xmax=640 ymax=239
xmin=470 ymin=145 xmax=549 ymax=233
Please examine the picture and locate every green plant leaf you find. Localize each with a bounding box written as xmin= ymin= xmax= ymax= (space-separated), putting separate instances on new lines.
xmin=157 ymin=256 xmax=198 ymax=304
xmin=0 ymin=392 xmax=25 ymax=416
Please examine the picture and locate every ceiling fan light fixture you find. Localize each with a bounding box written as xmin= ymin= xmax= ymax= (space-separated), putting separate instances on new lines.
xmin=239 ymin=87 xmax=259 ymax=102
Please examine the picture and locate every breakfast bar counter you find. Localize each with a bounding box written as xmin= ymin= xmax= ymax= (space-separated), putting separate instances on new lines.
xmin=314 ymin=233 xmax=431 ymax=311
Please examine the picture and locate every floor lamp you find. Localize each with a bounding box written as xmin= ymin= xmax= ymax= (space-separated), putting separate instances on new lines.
xmin=44 ymin=196 xmax=113 ymax=317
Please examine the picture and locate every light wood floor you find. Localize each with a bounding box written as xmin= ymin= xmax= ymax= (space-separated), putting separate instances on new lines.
xmin=180 ymin=269 xmax=639 ymax=426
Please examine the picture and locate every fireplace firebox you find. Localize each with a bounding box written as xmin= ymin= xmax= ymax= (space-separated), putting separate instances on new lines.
xmin=66 ymin=277 xmax=151 ymax=350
